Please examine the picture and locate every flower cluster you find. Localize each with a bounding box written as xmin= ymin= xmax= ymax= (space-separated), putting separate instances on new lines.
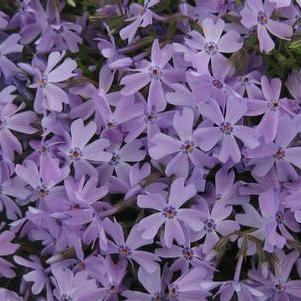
xmin=0 ymin=0 xmax=301 ymax=300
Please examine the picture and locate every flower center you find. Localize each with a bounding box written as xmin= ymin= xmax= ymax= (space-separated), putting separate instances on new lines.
xmin=163 ymin=206 xmax=177 ymax=219
xmin=38 ymin=75 xmax=47 ymax=87
xmin=220 ymin=122 xmax=233 ymax=135
xmin=276 ymin=211 xmax=285 ymax=224
xmin=109 ymin=153 xmax=120 ymax=166
xmin=204 ymin=42 xmax=218 ymax=55
xmin=212 ymin=79 xmax=224 ymax=89
xmin=52 ymin=24 xmax=64 ymax=33
xmin=168 ymin=286 xmax=178 ymax=298
xmin=69 ymin=148 xmax=82 ymax=160
xmin=182 ymin=141 xmax=194 ymax=153
xmin=37 ymin=186 xmax=49 ymax=198
xmin=70 ymin=204 xmax=80 ymax=210
xmin=145 ymin=110 xmax=158 ymax=124
xmin=274 ymin=148 xmax=285 ymax=160
xmin=182 ymin=246 xmax=194 ymax=260
xmin=240 ymin=75 xmax=251 ymax=84
xmin=274 ymin=282 xmax=285 ymax=292
xmin=118 ymin=245 xmax=131 ymax=257
xmin=150 ymin=66 xmax=162 ymax=79
xmin=204 ymin=218 xmax=216 ymax=232
xmin=258 ymin=11 xmax=268 ymax=25
xmin=269 ymin=99 xmax=280 ymax=110
xmin=39 ymin=146 xmax=47 ymax=153
xmin=106 ymin=120 xmax=118 ymax=129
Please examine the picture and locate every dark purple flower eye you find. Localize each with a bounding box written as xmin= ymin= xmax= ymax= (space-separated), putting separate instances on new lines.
xmin=257 ymin=11 xmax=268 ymax=25
xmin=182 ymin=246 xmax=194 ymax=260
xmin=220 ymin=122 xmax=233 ymax=135
xmin=118 ymin=245 xmax=131 ymax=257
xmin=204 ymin=41 xmax=218 ymax=55
xmin=69 ymin=148 xmax=82 ymax=160
xmin=274 ymin=282 xmax=285 ymax=292
xmin=163 ymin=206 xmax=177 ymax=219
xmin=204 ymin=218 xmax=216 ymax=232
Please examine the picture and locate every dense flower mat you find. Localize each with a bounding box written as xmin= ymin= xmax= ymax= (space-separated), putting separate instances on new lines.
xmin=0 ymin=0 xmax=301 ymax=300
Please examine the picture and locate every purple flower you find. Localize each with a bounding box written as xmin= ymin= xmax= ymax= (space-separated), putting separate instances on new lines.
xmin=19 ymin=51 xmax=77 ymax=112
xmin=216 ymin=281 xmax=263 ymax=301
xmin=236 ymin=190 xmax=289 ymax=253
xmin=122 ymin=93 xmax=173 ymax=143
xmin=96 ymin=92 xmax=144 ymax=143
xmin=59 ymin=118 xmax=112 ymax=178
xmin=149 ymin=108 xmax=214 ymax=178
xmin=14 ymin=255 xmax=52 ymax=297
xmin=108 ymin=162 xmax=151 ymax=199
xmin=104 ymin=218 xmax=160 ymax=273
xmin=194 ymin=96 xmax=259 ymax=163
xmin=51 ymin=266 xmax=104 ymax=301
xmin=240 ymin=0 xmax=293 ymax=53
xmin=196 ymin=198 xmax=240 ymax=254
xmin=51 ymin=175 xmax=107 ymax=227
xmin=0 ymin=34 xmax=23 ymax=79
xmin=155 ymin=228 xmax=213 ymax=274
xmin=2 ymin=0 xmax=301 ymax=299
xmin=120 ymin=0 xmax=159 ymax=43
xmin=168 ymin=267 xmax=210 ymax=301
xmin=201 ymin=167 xmax=247 ymax=206
xmin=85 ymin=255 xmax=127 ymax=299
xmin=0 ymin=230 xmax=19 ymax=278
xmin=0 ymin=85 xmax=17 ymax=106
xmin=174 ymin=17 xmax=243 ymax=74
xmin=121 ymin=39 xmax=173 ymax=111
xmin=97 ymin=24 xmax=133 ymax=69
xmin=137 ymin=178 xmax=201 ymax=247
xmin=15 ymin=159 xmax=66 ymax=202
xmin=123 ymin=267 xmax=164 ymax=301
xmin=0 ymin=103 xmax=37 ymax=160
xmin=247 ymin=116 xmax=301 ymax=181
xmin=37 ymin=21 xmax=82 ymax=53
xmin=0 ymin=172 xmax=31 ymax=220
xmin=100 ymin=139 xmax=146 ymax=179
xmin=247 ymin=76 xmax=292 ymax=143
xmin=248 ymin=249 xmax=301 ymax=300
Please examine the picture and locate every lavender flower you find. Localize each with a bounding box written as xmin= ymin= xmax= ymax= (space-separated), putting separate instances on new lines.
xmin=174 ymin=17 xmax=243 ymax=74
xmin=51 ymin=266 xmax=104 ymax=301
xmin=1 ymin=1 xmax=301 ymax=300
xmin=0 ymin=34 xmax=23 ymax=79
xmin=137 ymin=178 xmax=202 ymax=247
xmin=120 ymin=0 xmax=159 ymax=43
xmin=0 ymin=102 xmax=37 ymax=160
xmin=248 ymin=249 xmax=301 ymax=300
xmin=59 ymin=118 xmax=112 ymax=178
xmin=104 ymin=218 xmax=160 ymax=273
xmin=19 ymin=51 xmax=77 ymax=112
xmin=0 ymin=231 xmax=19 ymax=278
xmin=195 ymin=96 xmax=259 ymax=163
xmin=121 ymin=39 xmax=173 ymax=111
xmin=149 ymin=108 xmax=214 ymax=178
xmin=240 ymin=0 xmax=293 ymax=52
